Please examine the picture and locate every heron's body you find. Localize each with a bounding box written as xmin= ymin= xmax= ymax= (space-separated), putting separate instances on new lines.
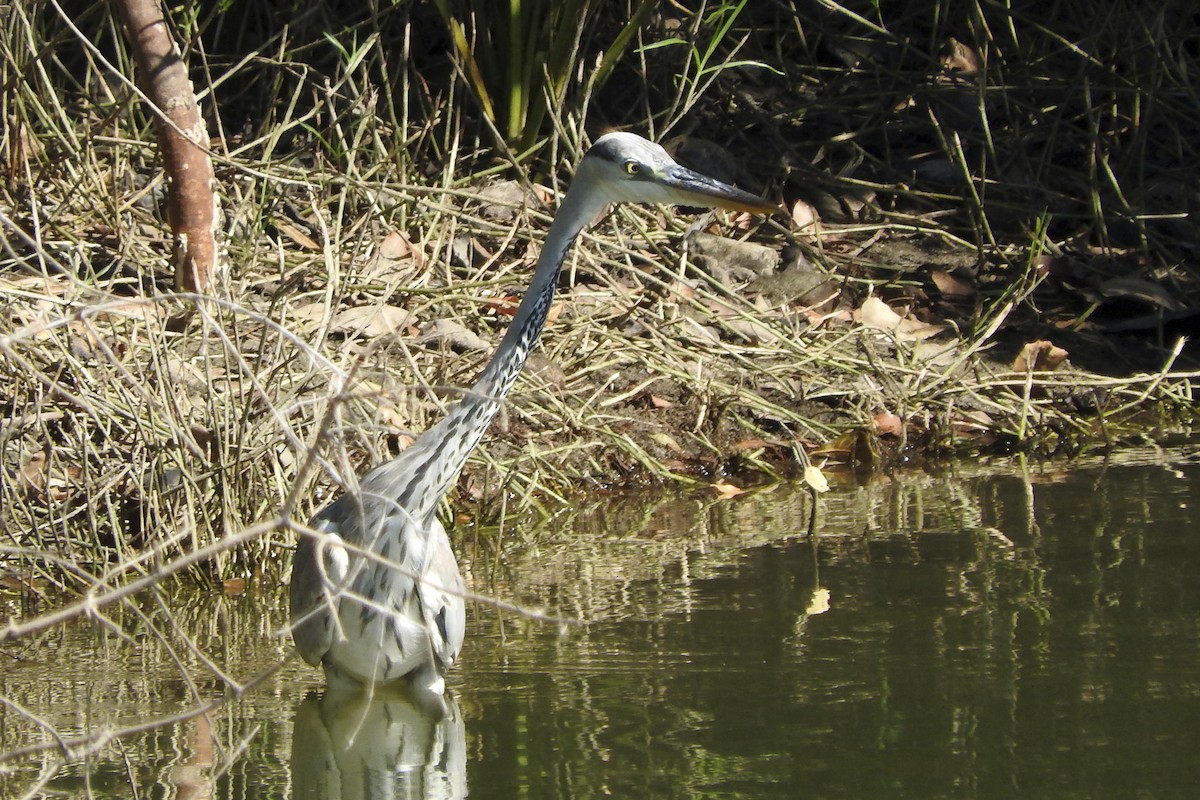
xmin=289 ymin=132 xmax=774 ymax=696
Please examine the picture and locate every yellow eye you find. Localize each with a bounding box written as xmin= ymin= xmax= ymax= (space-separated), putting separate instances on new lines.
xmin=624 ymin=161 xmax=641 ymax=175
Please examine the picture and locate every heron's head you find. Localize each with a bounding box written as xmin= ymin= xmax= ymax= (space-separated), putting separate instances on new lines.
xmin=578 ymin=132 xmax=776 ymax=215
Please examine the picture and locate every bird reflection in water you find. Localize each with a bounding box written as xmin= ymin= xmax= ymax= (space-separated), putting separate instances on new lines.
xmin=291 ymin=687 xmax=465 ymax=800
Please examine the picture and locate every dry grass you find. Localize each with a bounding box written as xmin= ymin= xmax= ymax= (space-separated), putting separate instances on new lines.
xmin=1 ymin=2 xmax=1198 ymax=613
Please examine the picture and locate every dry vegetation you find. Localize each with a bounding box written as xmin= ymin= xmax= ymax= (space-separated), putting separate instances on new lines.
xmin=1 ymin=0 xmax=1200 ymax=780
xmin=1 ymin=0 xmax=1198 ymax=646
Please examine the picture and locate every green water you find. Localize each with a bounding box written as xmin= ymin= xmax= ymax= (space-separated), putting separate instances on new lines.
xmin=3 ymin=450 xmax=1199 ymax=798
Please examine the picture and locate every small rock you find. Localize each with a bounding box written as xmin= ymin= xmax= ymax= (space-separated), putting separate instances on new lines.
xmin=688 ymin=231 xmax=779 ymax=285
xmin=477 ymin=180 xmax=530 ymax=222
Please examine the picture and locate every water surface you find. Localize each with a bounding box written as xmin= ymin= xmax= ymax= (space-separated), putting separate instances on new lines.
xmin=3 ymin=449 xmax=1199 ymax=798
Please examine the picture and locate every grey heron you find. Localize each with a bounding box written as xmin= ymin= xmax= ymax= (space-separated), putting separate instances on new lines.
xmin=289 ymin=131 xmax=776 ymax=696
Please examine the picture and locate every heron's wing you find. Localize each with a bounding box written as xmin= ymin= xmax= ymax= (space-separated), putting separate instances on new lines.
xmin=417 ymin=517 xmax=466 ymax=671
xmin=288 ymin=513 xmax=349 ymax=667
xmin=290 ymin=453 xmax=461 ymax=682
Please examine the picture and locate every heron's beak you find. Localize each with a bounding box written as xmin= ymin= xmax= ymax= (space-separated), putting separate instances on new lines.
xmin=659 ymin=164 xmax=779 ymax=215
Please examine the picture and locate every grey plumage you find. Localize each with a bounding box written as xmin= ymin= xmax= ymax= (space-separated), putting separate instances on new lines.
xmin=288 ymin=132 xmax=774 ymax=695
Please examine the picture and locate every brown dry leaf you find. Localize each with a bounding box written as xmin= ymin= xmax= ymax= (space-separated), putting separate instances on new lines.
xmin=65 ymin=320 xmax=105 ymax=359
xmin=731 ymin=437 xmax=775 ymax=452
xmin=1086 ymin=244 xmax=1139 ymax=257
xmin=20 ymin=452 xmax=81 ymax=502
xmin=275 ymin=219 xmax=321 ymax=251
xmin=1012 ymin=340 xmax=1069 ymax=373
xmin=285 ymin=301 xmax=329 ymax=327
xmin=856 ymin=296 xmax=946 ymax=341
xmin=0 ymin=573 xmax=43 ymax=594
xmin=378 ymin=230 xmax=413 ymax=261
xmin=18 ymin=452 xmax=48 ymax=496
xmin=802 ymin=307 xmax=854 ymax=328
xmin=1032 ymin=253 xmax=1057 ymax=279
xmin=359 ymin=231 xmax=425 ymax=280
xmin=873 ymin=411 xmax=904 ymax=437
xmin=376 ymin=230 xmax=426 ymax=270
xmin=417 ymin=319 xmax=491 ymax=352
xmin=940 ymin=36 xmax=980 ymax=74
xmin=789 ymin=199 xmax=822 ymax=238
xmin=378 ymin=405 xmax=413 ymax=439
xmin=485 ymin=295 xmax=521 ymax=316
xmin=330 ymin=305 xmax=414 ymax=338
xmin=486 ymin=296 xmax=563 ymax=325
xmin=223 ymin=578 xmax=247 ymax=596
xmin=87 ymin=300 xmax=172 ymax=327
xmin=727 ymin=209 xmax=766 ymax=232
xmin=391 ymin=432 xmax=417 ymax=451
xmin=711 ymin=479 xmax=745 ymax=499
xmin=668 ymin=281 xmax=696 ymax=301
xmin=930 ymin=269 xmax=974 ymax=298
xmin=11 ymin=116 xmax=45 ymax=161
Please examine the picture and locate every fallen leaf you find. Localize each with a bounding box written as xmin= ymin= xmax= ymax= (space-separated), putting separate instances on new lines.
xmin=485 ymin=295 xmax=521 ymax=316
xmin=18 ymin=452 xmax=48 ymax=496
xmin=1032 ymin=253 xmax=1057 ymax=279
xmin=485 ymin=295 xmax=562 ymax=324
xmin=728 ymin=209 xmax=765 ymax=231
xmin=1012 ymin=340 xmax=1069 ymax=373
xmin=19 ymin=452 xmax=81 ymax=502
xmin=856 ymin=296 xmax=946 ymax=341
xmin=274 ymin=219 xmax=321 ymax=251
xmin=803 ymin=307 xmax=854 ymax=328
xmin=804 ymin=464 xmax=830 ymax=493
xmin=223 ymin=578 xmax=247 ymax=596
xmin=731 ymin=437 xmax=776 ymax=452
xmin=789 ymin=199 xmax=822 ymax=237
xmin=378 ymin=401 xmax=414 ymax=439
xmin=416 ymin=319 xmax=491 ymax=352
xmin=873 ymin=411 xmax=904 ymax=437
xmin=378 ymin=230 xmax=413 ymax=260
xmin=940 ymin=36 xmax=980 ymax=74
xmin=285 ymin=301 xmax=329 ymax=327
xmin=390 ymin=431 xmax=416 ymax=450
xmin=930 ymin=269 xmax=974 ymax=298
xmin=667 ymin=281 xmax=696 ymax=301
xmin=330 ymin=305 xmax=414 ymax=339
xmin=711 ymin=479 xmax=745 ymax=499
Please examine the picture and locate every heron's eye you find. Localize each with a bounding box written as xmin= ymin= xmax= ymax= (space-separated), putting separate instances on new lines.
xmin=624 ymin=161 xmax=641 ymax=176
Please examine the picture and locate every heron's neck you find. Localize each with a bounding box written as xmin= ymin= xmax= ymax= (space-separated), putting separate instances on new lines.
xmin=391 ymin=184 xmax=608 ymax=519
xmin=474 ymin=187 xmax=608 ymax=398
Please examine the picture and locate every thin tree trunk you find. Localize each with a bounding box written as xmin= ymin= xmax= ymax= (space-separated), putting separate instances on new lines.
xmin=114 ymin=0 xmax=220 ymax=293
